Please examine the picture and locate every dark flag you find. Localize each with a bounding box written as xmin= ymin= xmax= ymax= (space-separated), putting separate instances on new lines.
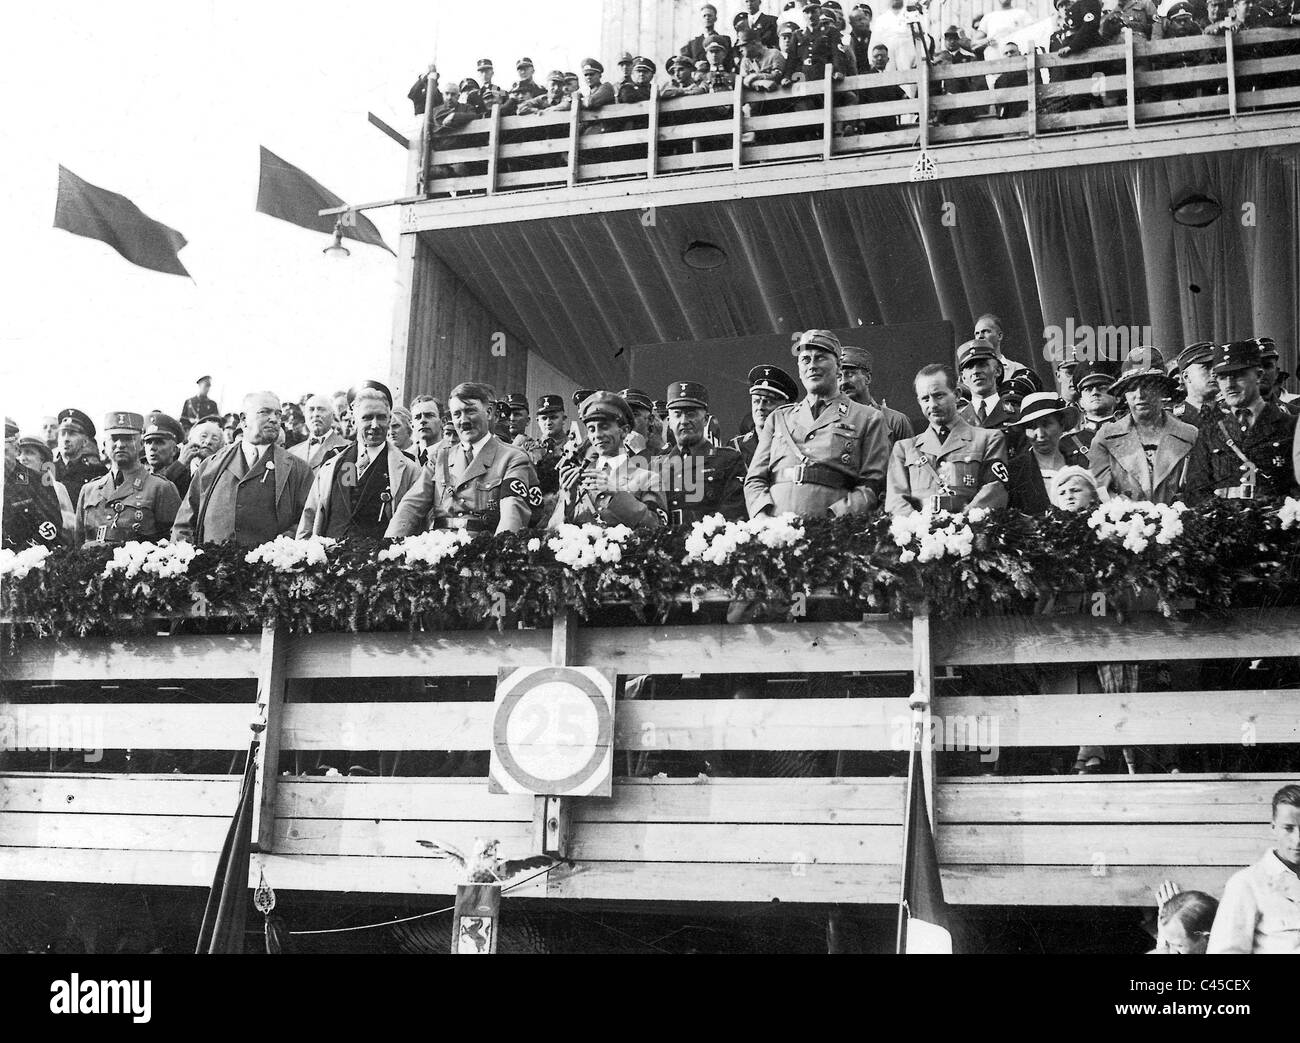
xmin=896 ymin=718 xmax=953 ymax=954
xmin=255 ymin=146 xmax=394 ymax=255
xmin=53 ymin=165 xmax=190 ymax=277
xmin=196 ymin=739 xmax=258 ymax=954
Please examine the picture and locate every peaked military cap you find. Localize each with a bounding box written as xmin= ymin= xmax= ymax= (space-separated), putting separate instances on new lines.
xmin=103 ymin=411 xmax=144 ymax=436
xmin=619 ymin=387 xmax=655 ymax=410
xmin=956 ymin=337 xmax=999 ymax=369
xmin=791 ymin=329 xmax=842 ymax=358
xmin=17 ymin=436 xmax=52 ymax=463
xmin=579 ymin=391 xmax=633 ymax=427
xmin=348 ymin=380 xmax=394 ymax=408
xmin=57 ymin=408 xmax=96 ymax=438
xmin=748 ymin=364 xmax=800 ymax=402
xmin=1214 ymin=339 xmax=1263 ymax=375
xmin=143 ymin=412 xmax=183 ymax=442
xmin=666 ymin=381 xmax=709 ymax=409
xmin=536 ymin=395 xmax=566 ymax=415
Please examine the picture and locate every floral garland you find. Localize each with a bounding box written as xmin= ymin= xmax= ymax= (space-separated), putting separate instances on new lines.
xmin=3 ymin=498 xmax=1299 ymax=638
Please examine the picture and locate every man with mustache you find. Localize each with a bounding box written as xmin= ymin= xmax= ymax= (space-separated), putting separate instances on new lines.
xmin=654 ymin=381 xmax=747 ymax=525
xmin=732 ymin=365 xmax=800 ymax=469
xmin=838 ymin=344 xmax=915 ymax=446
xmin=745 ymin=329 xmax=889 ymax=519
xmin=387 ymin=382 xmax=539 ymax=537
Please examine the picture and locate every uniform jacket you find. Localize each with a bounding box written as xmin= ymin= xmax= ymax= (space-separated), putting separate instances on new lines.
xmin=730 ymin=429 xmax=759 ymax=470
xmin=1087 ymin=413 xmax=1197 ymax=504
xmin=654 ymin=442 xmax=747 ymax=524
xmin=1006 ymin=433 xmax=1091 ymax=514
xmin=54 ymin=448 xmax=108 ymax=505
xmin=1184 ymin=402 xmax=1299 ymax=504
xmin=1060 ymin=0 xmax=1103 ymax=51
xmin=297 ymin=442 xmax=422 ymax=539
xmin=172 ymin=442 xmax=313 ymax=546
xmin=151 ymin=458 xmax=192 ymax=499
xmin=550 ymin=453 xmax=665 ymax=529
xmin=289 ymin=430 xmax=350 ymax=471
xmin=886 ymin=416 xmax=1009 ymax=515
xmin=76 ymin=464 xmax=181 ymax=546
xmin=750 ymin=12 xmax=780 ymax=49
xmin=745 ymin=393 xmax=889 ymax=519
xmin=3 ymin=461 xmax=66 ymax=551
xmin=180 ymin=394 xmax=219 ymax=425
xmin=682 ymin=32 xmax=735 ymax=65
xmin=407 ymin=75 xmax=444 ymax=116
xmin=960 ymin=395 xmax=1026 ymax=456
xmin=386 ymin=435 xmax=537 ymax=537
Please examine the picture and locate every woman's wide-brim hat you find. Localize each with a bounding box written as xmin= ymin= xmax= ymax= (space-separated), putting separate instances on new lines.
xmin=1008 ymin=391 xmax=1077 ymax=428
xmin=1109 ymin=346 xmax=1179 ymax=397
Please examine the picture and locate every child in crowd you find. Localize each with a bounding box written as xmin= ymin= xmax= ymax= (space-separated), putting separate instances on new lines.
xmin=1150 ymin=884 xmax=1218 ymax=954
xmin=1050 ymin=465 xmax=1101 ymax=511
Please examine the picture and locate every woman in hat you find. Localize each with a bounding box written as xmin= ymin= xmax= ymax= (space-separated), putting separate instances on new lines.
xmin=1005 ymin=391 xmax=1090 ymax=514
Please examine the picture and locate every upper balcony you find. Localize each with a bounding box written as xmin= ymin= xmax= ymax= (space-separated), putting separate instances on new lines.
xmin=401 ymin=29 xmax=1300 ymax=232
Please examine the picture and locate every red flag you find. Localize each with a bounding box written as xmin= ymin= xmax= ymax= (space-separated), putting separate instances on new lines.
xmin=53 ymin=165 xmax=190 ymax=277
xmin=896 ymin=721 xmax=953 ymax=954
xmin=255 ymin=146 xmax=393 ymax=255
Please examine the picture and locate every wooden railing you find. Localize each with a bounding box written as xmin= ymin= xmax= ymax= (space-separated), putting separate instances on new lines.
xmin=2 ymin=606 xmax=1298 ymax=905
xmin=418 ymin=28 xmax=1300 ymax=197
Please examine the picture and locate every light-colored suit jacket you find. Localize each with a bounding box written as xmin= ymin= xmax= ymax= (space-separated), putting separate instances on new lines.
xmin=1088 ymin=413 xmax=1197 ymax=504
xmin=288 ymin=431 xmax=350 ymax=470
xmin=297 ymin=442 xmax=422 ymax=538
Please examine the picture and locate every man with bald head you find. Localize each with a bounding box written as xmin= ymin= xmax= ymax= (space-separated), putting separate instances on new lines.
xmin=172 ymin=391 xmax=313 ymax=545
xmin=290 ymin=394 xmax=350 ymax=470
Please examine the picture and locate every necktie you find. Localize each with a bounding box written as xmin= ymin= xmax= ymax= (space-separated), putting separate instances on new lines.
xmin=357 ymin=449 xmax=369 ymax=477
xmin=936 ymin=425 xmax=950 ymax=444
xmin=976 ymin=400 xmax=988 ymax=425
xmin=1235 ymin=408 xmax=1251 ymax=434
xmin=113 ymin=470 xmax=125 ymax=488
xmin=309 ymin=436 xmax=322 ymax=448
xmin=463 ymin=445 xmax=474 ymax=469
xmin=810 ymin=401 xmax=824 ymax=421
xmin=418 ymin=446 xmax=428 ymax=467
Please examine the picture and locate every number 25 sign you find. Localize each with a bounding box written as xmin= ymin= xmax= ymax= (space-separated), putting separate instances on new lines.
xmin=488 ymin=666 xmax=616 ymax=797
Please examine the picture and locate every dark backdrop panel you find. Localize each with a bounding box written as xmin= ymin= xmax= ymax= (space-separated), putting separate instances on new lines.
xmin=629 ymin=320 xmax=954 ymax=440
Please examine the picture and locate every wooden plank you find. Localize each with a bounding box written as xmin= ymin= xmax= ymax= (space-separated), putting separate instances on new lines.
xmin=1136 ymin=93 xmax=1234 ymax=122
xmin=252 ymin=624 xmax=287 ymax=853
xmin=284 ymin=629 xmax=550 ymax=678
xmin=646 ymin=81 xmax=659 ymax=178
xmin=806 ymin=128 xmax=918 ymax=155
xmin=280 ymin=702 xmax=494 ymax=751
xmin=822 ymin=68 xmax=834 ymax=162
xmin=0 ymin=703 xmax=251 ymax=751
xmin=617 ymin=697 xmax=911 ymax=751
xmin=1239 ymin=85 xmax=1300 ymax=111
xmin=1125 ymin=27 xmax=1137 ymax=131
xmin=577 ymin=158 xmax=649 ymax=181
xmin=934 ymin=609 xmax=1300 ymax=667
xmin=485 ymin=104 xmax=502 ymax=194
xmin=2 ymin=634 xmax=262 ymax=683
xmin=574 ymin=778 xmax=905 ymax=824
xmin=1026 ymin=50 xmax=1038 ymax=136
xmin=932 ymin=689 xmax=1300 ymax=747
xmin=912 ymin=612 xmax=935 ymax=828
xmin=0 ymin=811 xmax=229 ymax=851
xmin=275 ymin=818 xmax=537 ymax=858
xmin=937 ymin=823 xmax=1266 ymax=865
xmin=275 ymin=777 xmax=534 ymax=822
xmin=654 ymin=118 xmax=738 ymax=142
xmin=566 ymin=95 xmax=581 ymax=187
xmin=939 ymin=775 xmax=1297 ymax=824
xmin=940 ymin=864 xmax=1244 ymax=907
xmin=0 ymin=773 xmax=239 ymax=815
xmin=916 ymin=50 xmax=929 ymax=151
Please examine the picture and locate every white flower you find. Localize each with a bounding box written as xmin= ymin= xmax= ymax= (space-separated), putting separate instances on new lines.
xmin=547 ymin=522 xmax=634 ymax=572
xmin=245 ymin=535 xmax=336 ymax=571
xmin=0 ymin=544 xmax=52 ymax=582
xmin=1088 ymin=498 xmax=1181 ymax=553
xmin=526 ymin=537 xmax=541 ymax=553
xmin=102 ymin=539 xmax=201 ymax=580
xmin=680 ymin=512 xmax=805 ymax=566
xmin=378 ymin=529 xmax=471 ymax=566
xmin=1280 ymin=497 xmax=1300 ymax=530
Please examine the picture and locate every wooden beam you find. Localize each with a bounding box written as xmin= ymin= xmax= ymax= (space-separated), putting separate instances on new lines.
xmin=0 ymin=773 xmax=240 ymax=815
xmin=419 ymin=69 xmax=438 ymax=196
xmin=646 ymin=80 xmax=659 ymax=179
xmin=368 ymin=111 xmax=409 ymax=149
xmin=485 ymin=102 xmax=502 ymax=195
xmin=1226 ymin=29 xmax=1238 ymax=119
xmin=252 ymin=624 xmax=287 ymax=853
xmin=915 ymin=52 xmax=930 ymax=152
xmin=1125 ymin=28 xmax=1137 ymax=131
xmin=2 ymin=634 xmax=262 ymax=682
xmin=1026 ymin=49 xmax=1037 ymax=138
xmin=822 ymin=66 xmax=835 ymax=162
xmin=275 ymin=777 xmax=534 ymax=822
xmin=567 ymin=96 xmax=582 ymax=187
xmin=0 ymin=703 xmax=250 ymax=751
xmin=733 ymin=83 xmax=745 ymax=171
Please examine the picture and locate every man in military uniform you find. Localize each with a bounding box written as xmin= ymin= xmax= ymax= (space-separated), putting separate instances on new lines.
xmin=1185 ymin=340 xmax=1299 ymax=504
xmin=53 ymin=408 xmax=109 ymax=505
xmin=180 ymin=376 xmax=219 ymax=428
xmin=1070 ymin=360 xmax=1121 ymax=442
xmin=1169 ymin=341 xmax=1219 ymax=427
xmin=502 ymin=393 xmax=532 ymax=443
xmin=508 ymin=57 xmax=547 ymax=106
xmin=746 ymin=329 xmax=890 ymax=519
xmin=298 ymin=386 xmax=422 ymax=539
xmin=618 ymin=57 xmax=657 ymax=103
xmin=4 ymin=418 xmax=66 ymax=551
xmin=1256 ymin=337 xmax=1300 ymax=416
xmin=745 ymin=0 xmax=781 ymax=47
xmin=838 ymin=344 xmax=915 ymax=445
xmin=142 ymin=413 xmax=192 ymax=498
xmin=973 ymin=314 xmax=1030 ymax=381
xmin=654 ymin=381 xmax=746 ymax=524
xmin=173 ymin=392 xmax=314 ymax=546
xmin=1088 ymin=347 xmax=1197 ymax=504
xmin=732 ymin=364 xmax=800 ymax=468
xmin=577 ymin=58 xmax=617 ymax=109
xmin=956 ymin=338 xmax=1027 ymax=458
xmin=14 ymin=436 xmax=75 ymax=536
xmin=526 ymin=395 xmax=570 ymax=522
xmin=886 ymin=364 xmax=1010 ymax=515
xmin=620 ymin=387 xmax=664 ymax=455
xmin=387 ymin=382 xmax=539 ymax=537
xmin=551 ymin=392 xmax=665 ymax=528
xmin=76 ymin=412 xmax=182 ymax=546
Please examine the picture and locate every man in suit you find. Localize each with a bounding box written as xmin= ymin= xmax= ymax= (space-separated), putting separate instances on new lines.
xmin=1087 ymin=347 xmax=1197 ymax=504
xmin=655 ymin=381 xmax=747 ymax=524
xmin=53 ymin=408 xmax=108 ymax=505
xmin=744 ymin=0 xmax=781 ymax=47
xmin=76 ymin=412 xmax=181 ymax=546
xmin=408 ymin=395 xmax=447 ymax=467
xmin=297 ymin=387 xmax=422 ymax=539
xmin=180 ymin=376 xmax=219 ymax=428
xmin=682 ymin=4 xmax=734 ymax=64
xmin=732 ymin=364 xmax=800 ymax=468
xmin=745 ymin=329 xmax=890 ymax=519
xmin=387 ymin=382 xmax=539 ymax=537
xmin=887 ymin=364 xmax=1010 ymax=515
xmin=1185 ymin=340 xmax=1299 ymax=504
xmin=290 ymin=394 xmax=350 ymax=471
xmin=1169 ymin=341 xmax=1218 ymax=428
xmin=172 ymin=391 xmax=313 ymax=545
xmin=838 ymin=344 xmax=915 ymax=445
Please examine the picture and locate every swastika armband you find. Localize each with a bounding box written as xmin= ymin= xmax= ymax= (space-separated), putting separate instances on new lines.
xmin=991 ymin=461 xmax=1009 ymax=484
xmin=506 ymin=478 xmax=531 ymax=501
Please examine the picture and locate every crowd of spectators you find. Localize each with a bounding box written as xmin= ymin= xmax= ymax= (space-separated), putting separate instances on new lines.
xmin=404 ymin=0 xmax=1300 ymax=160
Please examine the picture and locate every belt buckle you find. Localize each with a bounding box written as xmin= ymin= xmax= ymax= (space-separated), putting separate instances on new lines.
xmin=795 ymin=460 xmax=808 ymax=484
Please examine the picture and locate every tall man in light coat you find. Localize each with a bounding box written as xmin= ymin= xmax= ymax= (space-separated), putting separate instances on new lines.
xmin=289 ymin=394 xmax=350 ymax=471
xmin=297 ymin=387 xmax=423 ymax=539
xmin=745 ymin=329 xmax=890 ymax=519
xmin=172 ymin=391 xmax=313 ymax=545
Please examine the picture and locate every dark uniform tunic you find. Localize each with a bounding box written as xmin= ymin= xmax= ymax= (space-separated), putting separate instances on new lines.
xmin=655 ymin=442 xmax=747 ymax=525
xmin=76 ymin=464 xmax=181 ymax=546
xmin=151 ymin=459 xmax=192 ymax=499
xmin=3 ymin=461 xmax=65 ymax=551
xmin=55 ymin=449 xmax=108 ymax=506
xmin=1183 ymin=402 xmax=1299 ymax=504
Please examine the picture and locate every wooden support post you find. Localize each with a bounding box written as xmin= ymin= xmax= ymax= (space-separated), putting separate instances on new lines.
xmin=647 ymin=81 xmax=660 ymax=179
xmin=822 ymin=65 xmax=835 ymax=161
xmin=485 ymin=103 xmax=502 ymax=195
xmin=916 ymin=56 xmax=930 ymax=151
xmin=532 ymin=605 xmax=575 ymax=858
xmin=911 ymin=610 xmax=935 ymax=830
xmin=419 ymin=67 xmax=438 ymax=196
xmin=251 ymin=623 xmax=287 ymax=853
xmin=733 ymin=83 xmax=745 ymax=170
xmin=1026 ymin=50 xmax=1038 ymax=137
xmin=451 ymin=883 xmax=500 ymax=953
xmin=1124 ymin=28 xmax=1137 ymax=131
xmin=1225 ymin=30 xmax=1237 ymax=119
xmin=567 ymin=96 xmax=582 ymax=187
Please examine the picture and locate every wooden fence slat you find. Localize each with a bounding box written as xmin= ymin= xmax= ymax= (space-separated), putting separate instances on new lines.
xmin=0 ymin=703 xmax=251 ymax=751
xmin=2 ymin=635 xmax=262 ymax=682
xmin=0 ymin=773 xmax=240 ymax=815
